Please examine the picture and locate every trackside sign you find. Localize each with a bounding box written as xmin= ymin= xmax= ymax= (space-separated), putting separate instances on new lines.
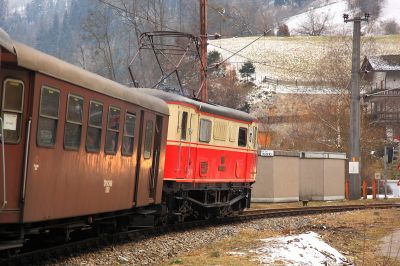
xmin=260 ymin=150 xmax=274 ymax=157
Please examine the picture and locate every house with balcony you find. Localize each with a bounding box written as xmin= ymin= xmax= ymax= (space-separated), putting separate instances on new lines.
xmin=362 ymin=55 xmax=400 ymax=141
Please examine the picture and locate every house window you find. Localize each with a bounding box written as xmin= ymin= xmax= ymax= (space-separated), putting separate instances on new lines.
xmin=64 ymin=94 xmax=83 ymax=150
xmin=144 ymin=120 xmax=153 ymax=159
xmin=238 ymin=127 xmax=247 ymax=147
xmin=199 ymin=119 xmax=212 ymax=143
xmin=37 ymin=87 xmax=60 ymax=147
xmin=2 ymin=79 xmax=24 ymax=143
xmin=122 ymin=113 xmax=136 ymax=156
xmin=105 ymin=106 xmax=120 ymax=154
xmin=86 ymin=101 xmax=103 ymax=152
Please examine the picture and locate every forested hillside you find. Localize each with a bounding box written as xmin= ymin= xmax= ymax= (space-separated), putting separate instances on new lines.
xmin=0 ymin=0 xmax=386 ymax=88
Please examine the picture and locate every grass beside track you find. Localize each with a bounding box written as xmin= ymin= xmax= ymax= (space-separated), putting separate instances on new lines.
xmin=166 ymin=207 xmax=400 ymax=265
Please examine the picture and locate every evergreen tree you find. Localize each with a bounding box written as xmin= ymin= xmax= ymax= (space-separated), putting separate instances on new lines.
xmin=239 ymin=61 xmax=255 ymax=80
xmin=207 ymin=51 xmax=222 ymax=67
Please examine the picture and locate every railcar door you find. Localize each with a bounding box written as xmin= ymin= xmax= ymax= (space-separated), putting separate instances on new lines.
xmin=134 ymin=111 xmax=162 ymax=206
xmin=0 ymin=69 xmax=31 ymax=221
xmin=177 ymin=108 xmax=189 ymax=178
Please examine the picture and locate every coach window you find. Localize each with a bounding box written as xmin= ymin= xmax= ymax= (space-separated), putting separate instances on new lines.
xmin=238 ymin=127 xmax=247 ymax=147
xmin=122 ymin=113 xmax=136 ymax=156
xmin=2 ymin=79 xmax=24 ymax=143
xmin=86 ymin=101 xmax=103 ymax=152
xmin=37 ymin=87 xmax=60 ymax=147
xmin=144 ymin=120 xmax=153 ymax=159
xmin=180 ymin=111 xmax=188 ymax=140
xmin=105 ymin=106 xmax=120 ymax=154
xmin=64 ymin=94 xmax=83 ymax=150
xmin=199 ymin=118 xmax=212 ymax=143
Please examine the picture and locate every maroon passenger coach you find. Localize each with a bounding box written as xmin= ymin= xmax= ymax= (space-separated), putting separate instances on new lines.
xmin=0 ymin=29 xmax=169 ymax=250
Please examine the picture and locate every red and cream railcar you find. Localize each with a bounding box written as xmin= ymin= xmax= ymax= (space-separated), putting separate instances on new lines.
xmin=140 ymin=89 xmax=257 ymax=220
xmin=0 ymin=29 xmax=169 ymax=250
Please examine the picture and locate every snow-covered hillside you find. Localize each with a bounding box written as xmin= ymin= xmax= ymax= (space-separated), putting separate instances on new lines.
xmin=210 ymin=35 xmax=400 ymax=84
xmin=285 ymin=0 xmax=351 ymax=35
xmin=209 ymin=34 xmax=400 ymax=100
xmin=284 ymin=0 xmax=400 ymax=35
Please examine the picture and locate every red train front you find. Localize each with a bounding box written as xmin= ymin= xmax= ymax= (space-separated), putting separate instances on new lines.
xmin=140 ymin=89 xmax=258 ymax=221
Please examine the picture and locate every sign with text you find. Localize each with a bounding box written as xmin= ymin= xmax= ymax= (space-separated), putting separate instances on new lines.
xmin=375 ymin=172 xmax=381 ymax=180
xmin=260 ymin=150 xmax=274 ymax=157
xmin=3 ymin=113 xmax=17 ymax=131
xmin=349 ymin=162 xmax=359 ymax=174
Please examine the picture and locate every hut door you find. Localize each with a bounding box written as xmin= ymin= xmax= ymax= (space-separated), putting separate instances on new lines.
xmin=0 ymin=70 xmax=30 ymax=214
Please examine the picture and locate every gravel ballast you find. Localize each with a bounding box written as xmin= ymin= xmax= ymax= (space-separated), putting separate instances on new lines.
xmin=48 ymin=215 xmax=319 ymax=265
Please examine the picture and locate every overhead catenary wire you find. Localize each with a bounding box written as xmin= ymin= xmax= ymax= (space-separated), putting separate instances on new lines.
xmin=208 ymin=42 xmax=314 ymax=75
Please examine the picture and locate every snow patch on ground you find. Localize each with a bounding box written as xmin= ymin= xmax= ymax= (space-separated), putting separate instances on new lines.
xmin=226 ymin=251 xmax=246 ymax=257
xmin=251 ymin=231 xmax=351 ymax=265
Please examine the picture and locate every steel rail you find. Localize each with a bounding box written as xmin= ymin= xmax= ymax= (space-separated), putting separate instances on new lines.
xmin=2 ymin=203 xmax=400 ymax=265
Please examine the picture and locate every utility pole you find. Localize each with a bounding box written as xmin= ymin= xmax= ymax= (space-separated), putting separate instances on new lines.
xmin=200 ymin=0 xmax=208 ymax=102
xmin=343 ymin=13 xmax=369 ymax=200
xmin=384 ymin=146 xmax=388 ymax=199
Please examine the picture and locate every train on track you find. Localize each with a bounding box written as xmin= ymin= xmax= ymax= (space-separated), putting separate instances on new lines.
xmin=0 ymin=28 xmax=257 ymax=254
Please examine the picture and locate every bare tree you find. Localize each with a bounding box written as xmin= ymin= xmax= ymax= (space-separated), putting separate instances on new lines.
xmin=277 ymin=24 xmax=290 ymax=36
xmin=257 ymin=9 xmax=276 ymax=36
xmin=295 ymin=10 xmax=329 ymax=36
xmin=82 ymin=4 xmax=117 ymax=80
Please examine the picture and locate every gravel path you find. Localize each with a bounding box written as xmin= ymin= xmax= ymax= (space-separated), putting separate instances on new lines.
xmin=47 ymin=215 xmax=319 ymax=265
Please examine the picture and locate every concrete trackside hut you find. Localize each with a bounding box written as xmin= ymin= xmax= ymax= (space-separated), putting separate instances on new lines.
xmin=252 ymin=151 xmax=347 ymax=203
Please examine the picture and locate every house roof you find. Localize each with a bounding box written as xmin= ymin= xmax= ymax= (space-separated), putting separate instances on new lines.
xmin=363 ymin=55 xmax=400 ymax=72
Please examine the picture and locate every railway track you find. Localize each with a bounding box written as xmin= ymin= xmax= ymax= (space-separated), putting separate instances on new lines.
xmin=3 ymin=203 xmax=400 ymax=265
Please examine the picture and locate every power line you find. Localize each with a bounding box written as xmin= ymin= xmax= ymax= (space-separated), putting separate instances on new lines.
xmin=208 ymin=4 xmax=268 ymax=35
xmin=98 ymin=0 xmax=180 ymax=32
xmin=211 ymin=34 xmax=265 ymax=66
xmin=208 ymin=42 xmax=314 ymax=75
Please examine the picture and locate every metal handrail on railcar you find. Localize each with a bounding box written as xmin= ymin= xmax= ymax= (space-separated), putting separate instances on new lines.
xmin=0 ymin=118 xmax=7 ymax=211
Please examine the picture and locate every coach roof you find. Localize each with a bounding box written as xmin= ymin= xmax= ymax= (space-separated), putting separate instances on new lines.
xmin=0 ymin=28 xmax=169 ymax=115
xmin=137 ymin=88 xmax=256 ymax=123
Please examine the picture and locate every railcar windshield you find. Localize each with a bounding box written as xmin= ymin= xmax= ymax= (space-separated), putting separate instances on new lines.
xmin=238 ymin=127 xmax=247 ymax=147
